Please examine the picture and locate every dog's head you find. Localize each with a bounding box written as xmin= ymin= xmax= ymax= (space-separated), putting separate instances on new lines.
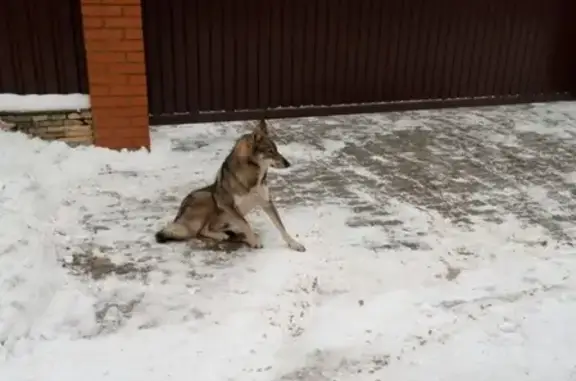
xmin=235 ymin=119 xmax=291 ymax=169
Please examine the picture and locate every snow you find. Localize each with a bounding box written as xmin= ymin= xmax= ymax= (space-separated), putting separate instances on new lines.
xmin=1 ymin=109 xmax=576 ymax=381
xmin=0 ymin=94 xmax=90 ymax=112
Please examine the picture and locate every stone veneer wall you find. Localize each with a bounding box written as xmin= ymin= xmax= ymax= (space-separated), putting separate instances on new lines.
xmin=0 ymin=109 xmax=93 ymax=145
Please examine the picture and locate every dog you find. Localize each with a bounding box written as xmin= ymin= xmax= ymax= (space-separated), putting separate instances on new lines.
xmin=155 ymin=119 xmax=306 ymax=252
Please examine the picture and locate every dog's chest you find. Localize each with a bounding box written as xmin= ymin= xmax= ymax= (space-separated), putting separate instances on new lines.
xmin=233 ymin=184 xmax=269 ymax=216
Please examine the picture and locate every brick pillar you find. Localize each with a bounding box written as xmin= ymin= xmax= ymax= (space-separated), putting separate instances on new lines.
xmin=80 ymin=0 xmax=150 ymax=150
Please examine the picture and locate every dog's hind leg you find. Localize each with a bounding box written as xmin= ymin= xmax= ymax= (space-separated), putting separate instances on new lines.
xmin=199 ymin=226 xmax=229 ymax=241
xmin=208 ymin=201 xmax=261 ymax=248
xmin=217 ymin=205 xmax=262 ymax=248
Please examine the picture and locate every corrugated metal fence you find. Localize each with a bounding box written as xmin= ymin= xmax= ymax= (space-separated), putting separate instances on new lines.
xmin=0 ymin=0 xmax=88 ymax=95
xmin=143 ymin=0 xmax=576 ymax=124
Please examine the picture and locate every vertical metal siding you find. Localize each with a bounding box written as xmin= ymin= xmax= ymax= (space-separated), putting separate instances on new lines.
xmin=143 ymin=0 xmax=576 ymax=124
xmin=0 ymin=0 xmax=88 ymax=95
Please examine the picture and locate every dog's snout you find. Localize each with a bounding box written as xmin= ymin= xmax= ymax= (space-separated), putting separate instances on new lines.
xmin=272 ymin=156 xmax=291 ymax=169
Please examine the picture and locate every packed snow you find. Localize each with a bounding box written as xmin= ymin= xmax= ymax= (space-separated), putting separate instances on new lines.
xmin=0 ymin=93 xmax=89 ymax=112
xmin=1 ymin=105 xmax=576 ymax=381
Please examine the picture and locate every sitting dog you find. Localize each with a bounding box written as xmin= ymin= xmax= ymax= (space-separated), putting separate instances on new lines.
xmin=155 ymin=119 xmax=306 ymax=252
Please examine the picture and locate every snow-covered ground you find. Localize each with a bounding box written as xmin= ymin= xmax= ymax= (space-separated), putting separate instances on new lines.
xmin=1 ymin=102 xmax=576 ymax=381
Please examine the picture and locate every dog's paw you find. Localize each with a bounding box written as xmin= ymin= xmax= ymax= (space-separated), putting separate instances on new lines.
xmin=288 ymin=240 xmax=306 ymax=252
xmin=247 ymin=234 xmax=263 ymax=249
xmin=249 ymin=241 xmax=263 ymax=249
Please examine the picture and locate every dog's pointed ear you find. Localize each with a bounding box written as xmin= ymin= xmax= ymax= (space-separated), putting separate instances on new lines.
xmin=249 ymin=119 xmax=268 ymax=143
xmin=253 ymin=119 xmax=269 ymax=136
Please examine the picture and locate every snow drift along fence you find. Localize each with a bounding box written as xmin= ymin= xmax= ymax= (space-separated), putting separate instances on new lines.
xmin=0 ymin=0 xmax=88 ymax=95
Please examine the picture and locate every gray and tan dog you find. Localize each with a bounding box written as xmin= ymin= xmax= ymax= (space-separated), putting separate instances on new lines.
xmin=155 ymin=119 xmax=306 ymax=252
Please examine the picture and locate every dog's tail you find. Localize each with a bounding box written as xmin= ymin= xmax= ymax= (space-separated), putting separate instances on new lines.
xmin=155 ymin=222 xmax=191 ymax=244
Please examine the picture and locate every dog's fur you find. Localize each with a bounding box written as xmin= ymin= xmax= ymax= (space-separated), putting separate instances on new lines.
xmin=155 ymin=119 xmax=306 ymax=252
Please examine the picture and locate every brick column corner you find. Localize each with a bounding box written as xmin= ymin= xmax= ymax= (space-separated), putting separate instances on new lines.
xmin=80 ymin=0 xmax=150 ymax=151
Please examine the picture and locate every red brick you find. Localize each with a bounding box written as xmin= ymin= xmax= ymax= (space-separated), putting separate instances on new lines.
xmin=87 ymin=73 xmax=129 ymax=85
xmin=104 ymin=17 xmax=142 ymax=28
xmin=108 ymin=85 xmax=147 ymax=96
xmin=131 ymin=96 xmax=148 ymax=106
xmin=125 ymin=52 xmax=144 ymax=62
xmin=92 ymin=117 xmax=126 ymax=128
xmin=82 ymin=17 xmax=104 ymax=28
xmin=95 ymin=124 xmax=148 ymax=138
xmin=122 ymin=6 xmax=142 ymax=17
xmin=91 ymin=96 xmax=133 ymax=108
xmin=82 ymin=0 xmax=149 ymax=151
xmin=89 ymin=85 xmax=110 ymax=96
xmin=94 ymin=96 xmax=146 ymax=108
xmin=101 ymin=0 xmax=141 ymax=4
xmin=94 ymin=136 xmax=150 ymax=151
xmin=128 ymin=75 xmax=146 ymax=85
xmin=82 ymin=5 xmax=122 ymax=17
xmin=124 ymin=29 xmax=143 ymax=40
xmin=108 ymin=63 xmax=145 ymax=75
xmin=85 ymin=40 xmax=143 ymax=52
xmin=84 ymin=28 xmax=124 ymax=41
xmin=102 ymin=106 xmax=147 ymax=117
xmin=95 ymin=130 xmax=147 ymax=142
xmin=130 ymin=116 xmax=149 ymax=127
xmin=89 ymin=52 xmax=126 ymax=63
xmin=93 ymin=96 xmax=148 ymax=108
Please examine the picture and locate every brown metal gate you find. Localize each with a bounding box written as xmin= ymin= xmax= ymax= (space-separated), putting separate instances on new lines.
xmin=0 ymin=0 xmax=88 ymax=95
xmin=143 ymin=0 xmax=576 ymax=125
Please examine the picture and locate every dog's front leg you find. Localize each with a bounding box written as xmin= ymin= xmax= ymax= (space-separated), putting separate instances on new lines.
xmin=260 ymin=200 xmax=306 ymax=252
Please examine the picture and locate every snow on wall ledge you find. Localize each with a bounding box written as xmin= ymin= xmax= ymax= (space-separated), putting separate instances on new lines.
xmin=0 ymin=94 xmax=90 ymax=112
xmin=0 ymin=94 xmax=93 ymax=145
